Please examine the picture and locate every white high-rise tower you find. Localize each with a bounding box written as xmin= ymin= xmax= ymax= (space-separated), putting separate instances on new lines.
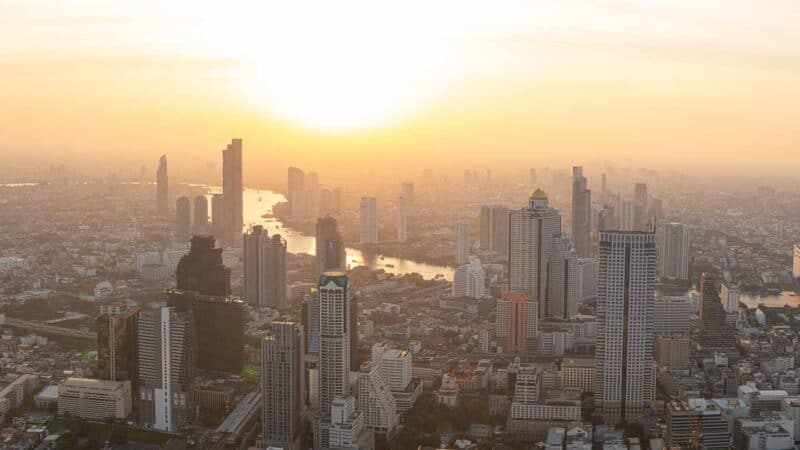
xmin=318 ymin=271 xmax=350 ymax=416
xmin=262 ymin=321 xmax=305 ymax=450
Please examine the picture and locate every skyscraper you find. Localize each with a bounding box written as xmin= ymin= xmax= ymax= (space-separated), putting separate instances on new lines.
xmin=222 ymin=138 xmax=243 ymax=246
xmin=303 ymin=290 xmax=320 ymax=355
xmin=262 ymin=321 xmax=305 ymax=450
xmin=571 ymin=166 xmax=591 ymax=257
xmin=633 ymin=182 xmax=648 ymax=231
xmin=176 ymin=235 xmax=230 ymax=296
xmin=193 ymin=195 xmax=208 ymax=234
xmin=175 ymin=196 xmax=191 ymax=237
xmin=360 ymin=197 xmax=378 ymax=244
xmin=479 ymin=205 xmax=509 ymax=257
xmin=357 ymin=361 xmax=399 ymax=441
xmin=594 ymin=231 xmax=656 ymax=424
xmin=547 ymin=234 xmax=580 ymax=319
xmin=211 ymin=193 xmax=225 ymax=239
xmin=655 ymin=221 xmax=690 ymax=280
xmin=287 ymin=167 xmax=305 ymax=218
xmin=452 ymin=259 xmax=485 ymax=299
xmin=315 ymin=216 xmax=346 ymax=279
xmin=137 ymin=306 xmax=196 ymax=432
xmin=318 ymin=271 xmax=351 ymax=416
xmin=396 ymin=195 xmax=407 ymax=242
xmin=509 ymin=189 xmax=562 ymax=318
xmin=156 ymin=154 xmax=168 ymax=216
xmin=495 ymin=291 xmax=538 ymax=354
xmin=244 ymin=226 xmax=287 ymax=309
xmin=455 ymin=220 xmax=471 ymax=265
xmin=97 ymin=304 xmax=139 ymax=406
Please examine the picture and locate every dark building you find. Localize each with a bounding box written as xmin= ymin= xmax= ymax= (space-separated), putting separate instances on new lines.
xmin=315 ymin=216 xmax=346 ymax=279
xmin=222 ymin=139 xmax=243 ymax=247
xmin=176 ymin=196 xmax=191 ymax=237
xmin=211 ymin=194 xmax=225 ymax=240
xmin=168 ymin=290 xmax=246 ymax=374
xmin=97 ymin=304 xmax=139 ymax=407
xmin=697 ymin=272 xmax=738 ymax=355
xmin=194 ymin=195 xmax=209 ymax=234
xmin=176 ymin=235 xmax=230 ymax=296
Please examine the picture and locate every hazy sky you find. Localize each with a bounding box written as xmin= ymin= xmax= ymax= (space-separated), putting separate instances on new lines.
xmin=1 ymin=0 xmax=799 ymax=182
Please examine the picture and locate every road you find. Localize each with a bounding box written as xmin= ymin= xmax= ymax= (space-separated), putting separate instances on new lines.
xmin=2 ymin=316 xmax=97 ymax=340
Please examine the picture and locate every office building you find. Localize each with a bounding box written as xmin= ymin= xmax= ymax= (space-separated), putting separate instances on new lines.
xmin=547 ymin=234 xmax=579 ymax=319
xmin=137 ymin=306 xmax=196 ymax=432
xmin=595 ymin=231 xmax=656 ymax=424
xmin=633 ymin=183 xmax=648 ymax=231
xmin=559 ymin=357 xmax=595 ymax=393
xmin=360 ymin=197 xmax=378 ymax=244
xmin=656 ymin=221 xmax=690 ymax=280
xmin=666 ymin=399 xmax=731 ymax=450
xmin=721 ymin=282 xmax=741 ymax=313
xmin=396 ymin=195 xmax=407 ymax=242
xmin=576 ymin=257 xmax=598 ymax=303
xmin=794 ymin=243 xmax=800 ymax=281
xmin=318 ymin=271 xmax=350 ymax=416
xmin=455 ymin=219 xmax=471 ymax=265
xmin=653 ymin=296 xmax=692 ymax=335
xmin=193 ymin=195 xmax=208 ymax=234
xmin=496 ymin=291 xmax=538 ymax=354
xmin=357 ymin=362 xmax=399 ymax=440
xmin=262 ymin=321 xmax=305 ymax=450
xmin=571 ymin=167 xmax=591 ymax=257
xmin=97 ymin=304 xmax=138 ymax=404
xmin=304 ymin=291 xmax=320 ymax=355
xmin=58 ymin=378 xmax=132 ymax=421
xmin=222 ymin=138 xmax=243 ymax=246
xmin=315 ymin=216 xmax=347 ymax=279
xmin=654 ymin=334 xmax=690 ymax=368
xmin=509 ymin=189 xmax=562 ymax=318
xmin=176 ymin=234 xmax=231 ymax=296
xmin=244 ymin=226 xmax=287 ymax=309
xmin=480 ymin=204 xmax=509 ymax=257
xmin=156 ymin=154 xmax=168 ymax=215
xmin=211 ymin=193 xmax=225 ymax=239
xmin=288 ymin=167 xmax=305 ymax=218
xmin=452 ymin=259 xmax=485 ymax=298
xmin=176 ymin=196 xmax=191 ymax=237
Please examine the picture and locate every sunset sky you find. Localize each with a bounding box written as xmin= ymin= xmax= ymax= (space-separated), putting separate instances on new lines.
xmin=2 ymin=0 xmax=799 ymax=182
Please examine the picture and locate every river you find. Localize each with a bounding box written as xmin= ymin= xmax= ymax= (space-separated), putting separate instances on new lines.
xmin=207 ymin=187 xmax=454 ymax=280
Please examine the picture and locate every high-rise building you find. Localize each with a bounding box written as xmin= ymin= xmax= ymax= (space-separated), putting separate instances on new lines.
xmin=97 ymin=304 xmax=139 ymax=406
xmin=396 ymin=196 xmax=407 ymax=242
xmin=571 ymin=167 xmax=591 ymax=257
xmin=175 ymin=196 xmax=191 ymax=237
xmin=156 ymin=154 xmax=168 ymax=216
xmin=479 ymin=205 xmax=509 ymax=257
xmin=720 ymin=282 xmax=741 ymax=313
xmin=654 ymin=334 xmax=690 ymax=368
xmin=262 ymin=321 xmax=305 ymax=450
xmin=303 ymin=290 xmax=320 ymax=355
xmin=793 ymin=243 xmax=800 ymax=281
xmin=655 ymin=221 xmax=690 ymax=280
xmin=576 ymin=257 xmax=598 ymax=304
xmin=287 ymin=167 xmax=305 ymax=218
xmin=137 ymin=306 xmax=196 ymax=432
xmin=360 ymin=197 xmax=378 ymax=244
xmin=595 ymin=231 xmax=656 ymax=424
xmin=666 ymin=399 xmax=730 ymax=449
xmin=193 ymin=195 xmax=208 ymax=234
xmin=357 ymin=362 xmax=399 ymax=440
xmin=496 ymin=291 xmax=538 ymax=354
xmin=244 ymin=226 xmax=287 ymax=309
xmin=211 ymin=193 xmax=225 ymax=239
xmin=633 ymin=183 xmax=648 ymax=231
xmin=176 ymin=235 xmax=231 ymax=296
xmin=653 ymin=296 xmax=692 ymax=336
xmin=547 ymin=234 xmax=579 ymax=319
xmin=509 ymin=189 xmax=562 ymax=318
xmin=222 ymin=138 xmax=243 ymax=246
xmin=455 ymin=220 xmax=471 ymax=265
xmin=318 ymin=271 xmax=350 ymax=416
xmin=168 ymin=290 xmax=245 ymax=374
xmin=315 ymin=216 xmax=347 ymax=279
xmin=452 ymin=259 xmax=485 ymax=298
xmin=400 ymin=182 xmax=414 ymax=206
xmin=317 ymin=396 xmax=373 ymax=450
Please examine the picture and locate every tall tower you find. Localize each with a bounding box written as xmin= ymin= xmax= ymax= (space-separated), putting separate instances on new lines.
xmin=222 ymin=139 xmax=243 ymax=246
xmin=193 ymin=195 xmax=209 ymax=234
xmin=633 ymin=182 xmax=648 ymax=231
xmin=175 ymin=196 xmax=191 ymax=238
xmin=357 ymin=361 xmax=399 ymax=440
xmin=547 ymin=234 xmax=580 ymax=319
xmin=594 ymin=231 xmax=656 ymax=425
xmin=655 ymin=221 xmax=690 ymax=280
xmin=176 ymin=235 xmax=230 ymax=296
xmin=156 ymin=155 xmax=168 ymax=216
xmin=211 ymin=193 xmax=225 ymax=240
xmin=360 ymin=197 xmax=378 ymax=244
xmin=396 ymin=196 xmax=407 ymax=242
xmin=97 ymin=304 xmax=139 ymax=404
xmin=571 ymin=166 xmax=591 ymax=257
xmin=455 ymin=220 xmax=471 ymax=265
xmin=318 ymin=271 xmax=350 ymax=416
xmin=495 ymin=291 xmax=537 ymax=353
xmin=287 ymin=167 xmax=305 ymax=218
xmin=262 ymin=321 xmax=305 ymax=450
xmin=508 ymin=189 xmax=562 ymax=317
xmin=480 ymin=205 xmax=509 ymax=257
xmin=315 ymin=216 xmax=346 ymax=279
xmin=244 ymin=226 xmax=287 ymax=309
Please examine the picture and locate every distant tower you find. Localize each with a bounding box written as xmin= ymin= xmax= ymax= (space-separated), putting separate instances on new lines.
xmin=244 ymin=226 xmax=287 ymax=309
xmin=655 ymin=221 xmax=690 ymax=280
xmin=193 ymin=195 xmax=208 ymax=234
xmin=595 ymin=231 xmax=656 ymax=424
xmin=633 ymin=182 xmax=648 ymax=231
xmin=262 ymin=321 xmax=305 ymax=450
xmin=571 ymin=166 xmax=591 ymax=257
xmin=479 ymin=205 xmax=509 ymax=257
xmin=315 ymin=216 xmax=346 ymax=279
xmin=175 ymin=235 xmax=230 ymax=296
xmin=396 ymin=196 xmax=407 ymax=242
xmin=211 ymin=193 xmax=225 ymax=240
xmin=222 ymin=139 xmax=243 ymax=246
xmin=547 ymin=234 xmax=580 ymax=319
xmin=318 ymin=271 xmax=350 ymax=416
xmin=360 ymin=197 xmax=378 ymax=244
xmin=455 ymin=220 xmax=471 ymax=265
xmin=175 ymin=196 xmax=191 ymax=238
xmin=156 ymin=155 xmax=168 ymax=215
xmin=508 ymin=189 xmax=562 ymax=318
xmin=287 ymin=167 xmax=305 ymax=218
